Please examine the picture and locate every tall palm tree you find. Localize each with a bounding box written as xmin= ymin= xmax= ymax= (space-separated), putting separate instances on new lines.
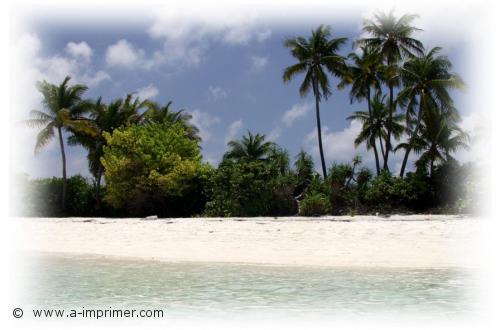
xmin=357 ymin=11 xmax=423 ymax=170
xmin=397 ymin=47 xmax=464 ymax=177
xmin=396 ymin=106 xmax=468 ymax=176
xmin=224 ymin=131 xmax=274 ymax=162
xmin=339 ymin=47 xmax=385 ymax=174
xmin=144 ymin=101 xmax=200 ymax=141
xmin=283 ymin=25 xmax=347 ymax=178
xmin=347 ymin=93 xmax=404 ymax=175
xmin=24 ymin=76 xmax=88 ymax=210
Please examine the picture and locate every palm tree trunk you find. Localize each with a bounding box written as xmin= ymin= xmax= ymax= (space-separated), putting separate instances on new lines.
xmin=383 ymin=81 xmax=394 ymax=170
xmin=400 ymin=94 xmax=425 ymax=177
xmin=366 ymin=87 xmax=380 ymax=176
xmin=95 ymin=165 xmax=103 ymax=211
xmin=312 ymin=79 xmax=327 ymax=179
xmin=57 ymin=126 xmax=67 ymax=211
xmin=378 ymin=135 xmax=385 ymax=163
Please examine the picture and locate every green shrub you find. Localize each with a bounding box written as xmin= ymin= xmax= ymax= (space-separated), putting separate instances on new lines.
xmin=204 ymin=160 xmax=274 ymax=217
xmin=298 ymin=192 xmax=330 ymax=216
xmin=269 ymin=173 xmax=298 ymax=216
xmin=16 ymin=175 xmax=95 ymax=217
xmin=364 ymin=171 xmax=427 ymax=213
xmin=101 ymin=123 xmax=209 ymax=217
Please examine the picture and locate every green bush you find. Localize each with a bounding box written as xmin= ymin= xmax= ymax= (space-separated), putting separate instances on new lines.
xmin=269 ymin=173 xmax=298 ymax=216
xmin=204 ymin=157 xmax=298 ymax=217
xmin=298 ymin=192 xmax=330 ymax=216
xmin=101 ymin=123 xmax=209 ymax=217
xmin=16 ymin=175 xmax=95 ymax=217
xmin=204 ymin=160 xmax=274 ymax=217
xmin=364 ymin=171 xmax=428 ymax=213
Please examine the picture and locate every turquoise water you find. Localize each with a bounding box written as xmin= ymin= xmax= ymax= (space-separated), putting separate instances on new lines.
xmin=23 ymin=254 xmax=474 ymax=318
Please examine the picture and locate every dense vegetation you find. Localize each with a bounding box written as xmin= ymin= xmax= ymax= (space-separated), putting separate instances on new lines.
xmin=18 ymin=11 xmax=478 ymax=218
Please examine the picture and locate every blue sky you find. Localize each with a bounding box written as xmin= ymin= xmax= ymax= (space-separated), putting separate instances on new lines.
xmin=11 ymin=5 xmax=478 ymax=179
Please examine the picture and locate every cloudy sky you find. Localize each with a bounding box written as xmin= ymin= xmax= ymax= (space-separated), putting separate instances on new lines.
xmin=10 ymin=4 xmax=482 ymax=179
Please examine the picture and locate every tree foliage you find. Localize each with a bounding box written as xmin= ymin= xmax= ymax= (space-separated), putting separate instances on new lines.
xmin=101 ymin=123 xmax=209 ymax=216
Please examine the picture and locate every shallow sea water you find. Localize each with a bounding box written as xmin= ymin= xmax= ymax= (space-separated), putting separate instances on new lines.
xmin=21 ymin=254 xmax=476 ymax=319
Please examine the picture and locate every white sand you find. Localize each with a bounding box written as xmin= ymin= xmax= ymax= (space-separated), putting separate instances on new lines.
xmin=16 ymin=215 xmax=478 ymax=268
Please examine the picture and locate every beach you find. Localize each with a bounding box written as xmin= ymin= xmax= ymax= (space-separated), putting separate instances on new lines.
xmin=16 ymin=215 xmax=478 ymax=268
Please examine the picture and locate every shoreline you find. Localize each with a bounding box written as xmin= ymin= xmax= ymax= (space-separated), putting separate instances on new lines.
xmin=16 ymin=215 xmax=478 ymax=269
xmin=15 ymin=213 xmax=470 ymax=222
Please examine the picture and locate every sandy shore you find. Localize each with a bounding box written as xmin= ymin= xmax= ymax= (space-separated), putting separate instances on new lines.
xmin=16 ymin=215 xmax=478 ymax=268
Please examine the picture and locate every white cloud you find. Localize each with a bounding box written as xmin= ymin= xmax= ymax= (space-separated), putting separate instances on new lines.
xmin=136 ymin=84 xmax=159 ymax=100
xmin=223 ymin=26 xmax=254 ymax=45
xmin=147 ymin=9 xmax=272 ymax=67
xmin=282 ymin=102 xmax=313 ymax=127
xmin=38 ymin=55 xmax=110 ymax=88
xmin=189 ymin=110 xmax=221 ymax=142
xmin=65 ymin=41 xmax=92 ymax=61
xmin=256 ymin=29 xmax=272 ymax=42
xmin=455 ymin=111 xmax=488 ymax=164
xmin=304 ymin=121 xmax=370 ymax=164
xmin=13 ymin=34 xmax=110 ymax=91
xmin=225 ymin=119 xmax=244 ymax=142
xmin=208 ymin=86 xmax=228 ymax=101
xmin=80 ymin=70 xmax=111 ymax=87
xmin=267 ymin=127 xmax=282 ymax=142
xmin=249 ymin=55 xmax=268 ymax=71
xmin=16 ymin=33 xmax=41 ymax=61
xmin=105 ymin=39 xmax=144 ymax=68
xmin=265 ymin=102 xmax=313 ymax=142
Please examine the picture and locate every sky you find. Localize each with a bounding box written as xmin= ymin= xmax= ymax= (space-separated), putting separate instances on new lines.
xmin=10 ymin=3 xmax=484 ymax=179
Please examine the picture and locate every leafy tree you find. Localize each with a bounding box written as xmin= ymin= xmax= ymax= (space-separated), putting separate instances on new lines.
xmin=24 ymin=76 xmax=89 ymax=210
xmin=358 ymin=11 xmax=424 ymax=170
xmin=101 ymin=123 xmax=207 ymax=216
xmin=328 ymin=156 xmax=372 ymax=214
xmin=283 ymin=25 xmax=347 ymax=178
xmin=206 ymin=137 xmax=296 ymax=217
xmin=397 ymin=47 xmax=464 ymax=177
xmin=204 ymin=159 xmax=276 ymax=217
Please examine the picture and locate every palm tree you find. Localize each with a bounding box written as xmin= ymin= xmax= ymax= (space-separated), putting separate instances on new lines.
xmin=122 ymin=93 xmax=148 ymax=124
xmin=283 ymin=25 xmax=347 ymax=178
xmin=397 ymin=47 xmax=464 ymax=177
xmin=144 ymin=101 xmax=200 ymax=141
xmin=357 ymin=11 xmax=423 ymax=170
xmin=347 ymin=93 xmax=404 ymax=175
xmin=224 ymin=131 xmax=274 ymax=162
xmin=24 ymin=76 xmax=88 ymax=210
xmin=339 ymin=47 xmax=385 ymax=174
xmin=397 ymin=107 xmax=468 ymax=177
